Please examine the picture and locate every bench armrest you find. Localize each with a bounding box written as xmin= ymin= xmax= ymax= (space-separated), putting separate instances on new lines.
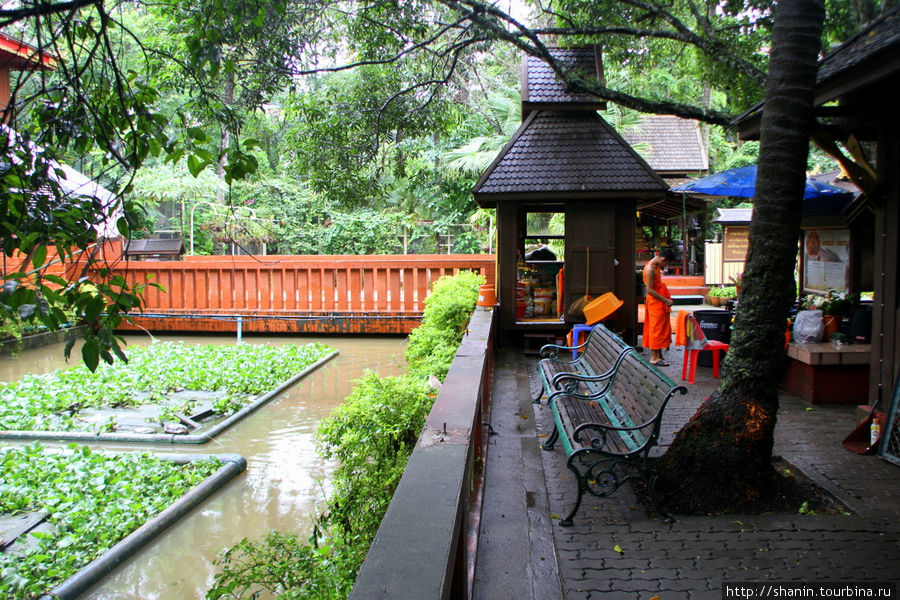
xmin=547 ymin=378 xmax=614 ymax=403
xmin=538 ymin=339 xmax=587 ymax=358
xmin=550 ymin=346 xmax=633 ymax=387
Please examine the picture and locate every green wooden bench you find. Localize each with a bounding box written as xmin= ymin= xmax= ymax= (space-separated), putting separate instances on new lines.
xmin=533 ymin=325 xmax=633 ymax=404
xmin=541 ymin=351 xmax=687 ymax=526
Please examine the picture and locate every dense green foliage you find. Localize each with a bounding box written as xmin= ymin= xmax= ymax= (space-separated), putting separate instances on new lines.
xmin=0 ymin=443 xmax=221 ymax=599
xmin=207 ymin=271 xmax=481 ymax=599
xmin=406 ymin=270 xmax=484 ymax=380
xmin=0 ymin=341 xmax=333 ymax=432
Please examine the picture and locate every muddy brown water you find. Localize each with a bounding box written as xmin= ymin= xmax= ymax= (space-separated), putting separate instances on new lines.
xmin=0 ymin=333 xmax=408 ymax=600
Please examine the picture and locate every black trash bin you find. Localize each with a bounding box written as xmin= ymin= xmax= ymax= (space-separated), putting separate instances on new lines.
xmin=693 ymin=309 xmax=733 ymax=367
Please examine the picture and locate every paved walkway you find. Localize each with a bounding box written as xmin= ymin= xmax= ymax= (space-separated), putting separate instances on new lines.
xmin=473 ymin=343 xmax=900 ymax=600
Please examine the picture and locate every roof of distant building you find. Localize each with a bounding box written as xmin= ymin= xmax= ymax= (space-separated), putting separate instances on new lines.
xmin=621 ymin=114 xmax=708 ymax=175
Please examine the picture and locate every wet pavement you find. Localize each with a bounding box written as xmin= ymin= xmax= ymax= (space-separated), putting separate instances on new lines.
xmin=474 ymin=342 xmax=900 ymax=600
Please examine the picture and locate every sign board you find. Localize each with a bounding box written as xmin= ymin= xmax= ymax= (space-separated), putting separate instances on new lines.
xmin=803 ymin=228 xmax=850 ymax=293
xmin=723 ymin=227 xmax=749 ymax=262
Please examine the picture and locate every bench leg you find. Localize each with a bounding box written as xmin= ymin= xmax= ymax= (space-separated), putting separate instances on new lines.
xmin=541 ymin=424 xmax=559 ymax=451
xmin=561 ymin=458 xmax=586 ymax=527
xmin=532 ymin=385 xmax=545 ymax=404
xmin=561 ymin=452 xmax=626 ymax=526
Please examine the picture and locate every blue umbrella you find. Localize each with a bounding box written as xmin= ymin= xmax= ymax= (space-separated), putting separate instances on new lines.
xmin=673 ymin=165 xmax=852 ymax=199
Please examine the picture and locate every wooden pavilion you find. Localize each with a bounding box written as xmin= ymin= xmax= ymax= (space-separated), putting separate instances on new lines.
xmin=472 ymin=47 xmax=703 ymax=346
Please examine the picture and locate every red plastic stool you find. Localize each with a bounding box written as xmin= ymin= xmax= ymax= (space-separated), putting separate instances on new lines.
xmin=682 ymin=339 xmax=729 ymax=384
xmin=678 ymin=311 xmax=730 ymax=384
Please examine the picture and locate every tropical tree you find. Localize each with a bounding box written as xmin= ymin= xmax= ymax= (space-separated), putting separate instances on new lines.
xmin=656 ymin=0 xmax=827 ymax=513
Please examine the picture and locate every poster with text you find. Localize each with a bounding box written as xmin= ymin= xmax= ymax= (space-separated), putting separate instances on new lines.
xmin=803 ymin=229 xmax=849 ymax=293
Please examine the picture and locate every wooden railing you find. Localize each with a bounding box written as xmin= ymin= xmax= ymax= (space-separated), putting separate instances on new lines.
xmin=2 ymin=245 xmax=496 ymax=334
xmin=110 ymin=254 xmax=496 ymax=335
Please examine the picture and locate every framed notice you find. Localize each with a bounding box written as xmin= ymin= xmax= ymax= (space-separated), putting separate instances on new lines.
xmin=803 ymin=228 xmax=849 ymax=293
xmin=723 ymin=227 xmax=749 ymax=262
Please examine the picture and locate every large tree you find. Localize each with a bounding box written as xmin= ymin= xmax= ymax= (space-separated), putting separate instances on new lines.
xmin=656 ymin=0 xmax=827 ymax=513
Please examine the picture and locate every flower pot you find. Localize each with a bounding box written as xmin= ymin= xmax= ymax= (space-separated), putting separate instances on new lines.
xmin=709 ymin=296 xmax=721 ymax=307
xmin=822 ymin=314 xmax=841 ymax=341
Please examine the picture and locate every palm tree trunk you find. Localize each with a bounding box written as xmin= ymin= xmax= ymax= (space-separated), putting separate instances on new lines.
xmin=657 ymin=0 xmax=826 ymax=514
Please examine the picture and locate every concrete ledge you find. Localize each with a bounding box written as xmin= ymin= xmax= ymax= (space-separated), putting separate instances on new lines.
xmin=0 ymin=350 xmax=338 ymax=444
xmin=350 ymin=308 xmax=495 ymax=600
xmin=0 ymin=325 xmax=87 ymax=356
xmin=37 ymin=453 xmax=247 ymax=600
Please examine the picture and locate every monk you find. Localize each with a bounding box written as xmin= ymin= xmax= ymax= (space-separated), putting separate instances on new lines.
xmin=642 ymin=248 xmax=676 ymax=366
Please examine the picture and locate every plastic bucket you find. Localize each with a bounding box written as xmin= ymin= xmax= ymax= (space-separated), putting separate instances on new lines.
xmin=477 ymin=284 xmax=496 ymax=309
xmin=583 ymin=292 xmax=624 ymax=325
xmin=694 ymin=309 xmax=733 ymax=367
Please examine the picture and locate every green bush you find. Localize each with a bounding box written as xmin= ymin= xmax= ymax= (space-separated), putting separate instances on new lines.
xmin=317 ymin=372 xmax=434 ymax=538
xmin=406 ymin=270 xmax=483 ymax=380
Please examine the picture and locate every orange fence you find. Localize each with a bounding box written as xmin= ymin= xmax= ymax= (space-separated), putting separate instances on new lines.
xmin=108 ymin=254 xmax=496 ymax=335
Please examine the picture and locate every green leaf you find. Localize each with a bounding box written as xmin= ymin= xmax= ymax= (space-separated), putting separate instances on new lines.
xmin=187 ymin=127 xmax=208 ymax=142
xmin=32 ymin=245 xmax=48 ymax=270
xmin=82 ymin=341 xmax=100 ymax=372
xmin=116 ymin=217 xmax=131 ymax=238
xmin=187 ymin=154 xmax=205 ymax=177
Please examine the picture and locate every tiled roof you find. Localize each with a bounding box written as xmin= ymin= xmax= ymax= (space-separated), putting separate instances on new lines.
xmin=472 ymin=111 xmax=667 ymax=200
xmin=523 ymin=48 xmax=604 ymax=106
xmin=817 ymin=5 xmax=900 ymax=91
xmin=620 ymin=115 xmax=709 ymax=174
xmin=713 ymin=208 xmax=753 ymax=224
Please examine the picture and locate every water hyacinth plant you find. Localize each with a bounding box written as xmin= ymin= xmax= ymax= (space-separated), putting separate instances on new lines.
xmin=0 ymin=341 xmax=334 ymax=432
xmin=0 ymin=443 xmax=221 ymax=599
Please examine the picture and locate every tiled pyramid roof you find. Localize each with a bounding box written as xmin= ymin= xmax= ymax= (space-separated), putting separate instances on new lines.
xmin=472 ymin=111 xmax=667 ymax=205
xmin=522 ymin=48 xmax=605 ymax=109
xmin=620 ymin=115 xmax=708 ymax=175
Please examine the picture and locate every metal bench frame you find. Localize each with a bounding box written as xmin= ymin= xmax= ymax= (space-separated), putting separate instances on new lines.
xmin=533 ymin=325 xmax=633 ymax=404
xmin=542 ymin=351 xmax=687 ymax=526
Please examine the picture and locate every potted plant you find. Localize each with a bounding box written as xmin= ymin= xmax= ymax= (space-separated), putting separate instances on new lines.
xmin=800 ymin=290 xmax=859 ymax=340
xmin=729 ymin=272 xmax=743 ymax=297
xmin=707 ymin=287 xmax=724 ymax=306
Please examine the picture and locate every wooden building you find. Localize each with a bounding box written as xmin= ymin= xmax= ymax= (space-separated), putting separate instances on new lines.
xmin=0 ymin=32 xmax=55 ymax=117
xmin=472 ymin=47 xmax=670 ymax=345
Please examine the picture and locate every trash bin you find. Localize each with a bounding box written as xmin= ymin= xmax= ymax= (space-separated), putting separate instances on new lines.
xmin=693 ymin=309 xmax=733 ymax=367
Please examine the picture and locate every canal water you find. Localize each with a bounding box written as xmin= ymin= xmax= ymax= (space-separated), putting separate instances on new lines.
xmin=0 ymin=332 xmax=408 ymax=599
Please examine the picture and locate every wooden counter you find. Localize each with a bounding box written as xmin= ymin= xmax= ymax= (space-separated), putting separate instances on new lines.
xmin=781 ymin=342 xmax=871 ymax=404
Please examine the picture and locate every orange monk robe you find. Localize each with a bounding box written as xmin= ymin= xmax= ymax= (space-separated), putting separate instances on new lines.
xmin=642 ymin=267 xmax=672 ymax=350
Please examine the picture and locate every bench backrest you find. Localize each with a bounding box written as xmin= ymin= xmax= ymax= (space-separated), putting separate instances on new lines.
xmin=577 ymin=325 xmax=631 ymax=377
xmin=602 ymin=352 xmax=686 ymax=452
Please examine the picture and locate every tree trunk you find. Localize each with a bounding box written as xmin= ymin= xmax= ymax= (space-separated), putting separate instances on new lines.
xmin=656 ymin=0 xmax=826 ymax=514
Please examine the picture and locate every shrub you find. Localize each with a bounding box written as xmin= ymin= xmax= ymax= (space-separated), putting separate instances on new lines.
xmin=406 ymin=270 xmax=483 ymax=380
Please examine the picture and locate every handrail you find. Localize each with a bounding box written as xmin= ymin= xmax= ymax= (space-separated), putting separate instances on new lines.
xmin=349 ymin=307 xmax=495 ymax=600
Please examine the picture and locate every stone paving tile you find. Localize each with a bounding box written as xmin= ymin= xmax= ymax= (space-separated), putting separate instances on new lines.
xmin=526 ymin=346 xmax=900 ymax=599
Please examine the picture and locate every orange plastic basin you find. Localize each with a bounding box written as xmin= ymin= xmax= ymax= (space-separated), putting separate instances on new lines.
xmin=583 ymin=292 xmax=623 ymax=325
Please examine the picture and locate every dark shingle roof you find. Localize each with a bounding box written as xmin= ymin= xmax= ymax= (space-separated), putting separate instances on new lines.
xmin=522 ymin=48 xmax=605 ymax=107
xmin=620 ymin=115 xmax=708 ymax=174
xmin=817 ymin=5 xmax=900 ymax=94
xmin=736 ymin=6 xmax=900 ymax=137
xmin=472 ymin=111 xmax=667 ymax=204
